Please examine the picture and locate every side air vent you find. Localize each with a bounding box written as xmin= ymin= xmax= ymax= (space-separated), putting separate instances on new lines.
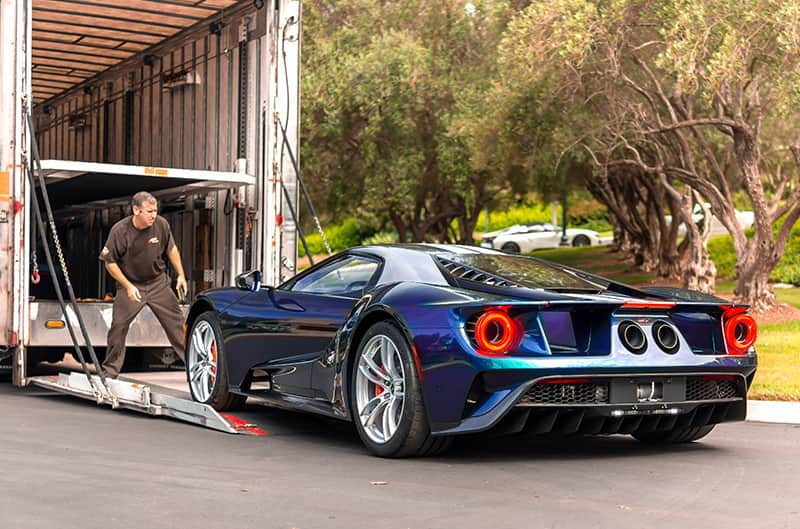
xmin=437 ymin=257 xmax=519 ymax=288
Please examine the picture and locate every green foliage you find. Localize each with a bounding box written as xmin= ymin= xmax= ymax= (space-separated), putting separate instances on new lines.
xmin=298 ymin=218 xmax=371 ymax=257
xmin=492 ymin=0 xmax=800 ymax=307
xmin=301 ymin=0 xmax=517 ymax=243
xmin=477 ymin=194 xmax=611 ymax=233
xmin=566 ymin=192 xmax=612 ymax=232
xmin=708 ymin=223 xmax=800 ymax=285
xmin=771 ymin=227 xmax=800 ymax=284
xmin=707 ymin=235 xmax=738 ymax=279
xmin=362 ymin=230 xmax=399 ymax=246
xmin=478 ymin=203 xmax=554 ymax=232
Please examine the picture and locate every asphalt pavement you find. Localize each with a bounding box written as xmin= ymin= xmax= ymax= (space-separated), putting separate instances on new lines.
xmin=1 ymin=383 xmax=799 ymax=529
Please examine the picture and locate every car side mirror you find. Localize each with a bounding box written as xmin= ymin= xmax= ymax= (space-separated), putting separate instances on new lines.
xmin=236 ymin=270 xmax=262 ymax=292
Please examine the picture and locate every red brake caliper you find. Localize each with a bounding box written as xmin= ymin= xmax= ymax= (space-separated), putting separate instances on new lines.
xmin=210 ymin=343 xmax=218 ymax=382
xmin=375 ymin=360 xmax=384 ymax=397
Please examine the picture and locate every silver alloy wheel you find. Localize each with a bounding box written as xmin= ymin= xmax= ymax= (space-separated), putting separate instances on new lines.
xmin=187 ymin=320 xmax=219 ymax=402
xmin=355 ymin=334 xmax=406 ymax=444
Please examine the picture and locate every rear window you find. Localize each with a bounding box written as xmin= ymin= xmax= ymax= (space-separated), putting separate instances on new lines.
xmin=443 ymin=253 xmax=602 ymax=291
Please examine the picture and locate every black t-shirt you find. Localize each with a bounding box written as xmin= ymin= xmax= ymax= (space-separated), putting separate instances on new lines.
xmin=99 ymin=215 xmax=176 ymax=284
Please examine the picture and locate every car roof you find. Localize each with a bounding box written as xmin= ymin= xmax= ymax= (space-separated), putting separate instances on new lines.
xmin=353 ymin=243 xmax=503 ymax=258
xmin=345 ymin=244 xmax=502 ymax=286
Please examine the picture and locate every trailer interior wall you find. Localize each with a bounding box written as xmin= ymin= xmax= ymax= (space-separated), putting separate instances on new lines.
xmin=33 ymin=2 xmax=254 ymax=174
xmin=28 ymin=0 xmax=302 ymax=290
xmin=33 ymin=5 xmax=262 ymax=297
xmin=1 ymin=0 xmax=302 ymax=380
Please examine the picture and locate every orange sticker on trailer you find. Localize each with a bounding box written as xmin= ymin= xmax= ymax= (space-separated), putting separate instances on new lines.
xmin=0 ymin=171 xmax=9 ymax=200
xmin=144 ymin=167 xmax=169 ymax=176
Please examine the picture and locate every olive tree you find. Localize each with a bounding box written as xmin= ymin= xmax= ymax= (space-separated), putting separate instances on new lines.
xmin=498 ymin=0 xmax=800 ymax=309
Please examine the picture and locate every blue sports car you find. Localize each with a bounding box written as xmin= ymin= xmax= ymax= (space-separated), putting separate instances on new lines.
xmin=184 ymin=244 xmax=757 ymax=457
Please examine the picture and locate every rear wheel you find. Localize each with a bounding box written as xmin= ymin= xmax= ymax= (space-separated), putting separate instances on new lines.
xmin=186 ymin=312 xmax=246 ymax=411
xmin=501 ymin=242 xmax=521 ymax=253
xmin=572 ymin=234 xmax=591 ymax=247
xmin=632 ymin=424 xmax=715 ymax=444
xmin=350 ymin=321 xmax=451 ymax=457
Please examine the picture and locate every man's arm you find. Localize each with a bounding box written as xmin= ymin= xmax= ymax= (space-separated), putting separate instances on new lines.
xmin=105 ymin=262 xmax=141 ymax=302
xmin=168 ymin=245 xmax=188 ymax=295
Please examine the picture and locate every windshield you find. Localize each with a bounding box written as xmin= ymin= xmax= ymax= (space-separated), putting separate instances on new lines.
xmin=443 ymin=253 xmax=603 ymax=291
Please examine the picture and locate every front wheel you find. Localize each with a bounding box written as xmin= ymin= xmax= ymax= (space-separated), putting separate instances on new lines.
xmin=350 ymin=321 xmax=451 ymax=457
xmin=632 ymin=424 xmax=715 ymax=444
xmin=186 ymin=312 xmax=246 ymax=410
xmin=501 ymin=242 xmax=521 ymax=253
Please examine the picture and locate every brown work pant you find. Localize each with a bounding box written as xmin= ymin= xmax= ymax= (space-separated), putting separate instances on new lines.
xmin=103 ymin=274 xmax=185 ymax=378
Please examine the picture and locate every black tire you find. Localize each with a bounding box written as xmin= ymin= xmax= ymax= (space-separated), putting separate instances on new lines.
xmin=501 ymin=242 xmax=521 ymax=253
xmin=350 ymin=321 xmax=451 ymax=457
xmin=572 ymin=234 xmax=591 ymax=247
xmin=632 ymin=424 xmax=716 ymax=444
xmin=186 ymin=312 xmax=246 ymax=411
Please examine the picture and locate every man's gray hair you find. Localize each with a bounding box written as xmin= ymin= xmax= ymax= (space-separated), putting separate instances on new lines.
xmin=132 ymin=191 xmax=157 ymax=209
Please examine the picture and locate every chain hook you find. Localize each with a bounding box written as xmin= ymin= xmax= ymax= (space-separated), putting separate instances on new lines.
xmin=31 ymin=250 xmax=40 ymax=284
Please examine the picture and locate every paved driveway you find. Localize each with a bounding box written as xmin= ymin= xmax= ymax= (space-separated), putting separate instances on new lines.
xmin=1 ymin=384 xmax=798 ymax=529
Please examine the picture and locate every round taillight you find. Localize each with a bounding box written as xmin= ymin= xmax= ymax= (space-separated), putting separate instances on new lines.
xmin=474 ymin=310 xmax=521 ymax=354
xmin=724 ymin=314 xmax=757 ymax=354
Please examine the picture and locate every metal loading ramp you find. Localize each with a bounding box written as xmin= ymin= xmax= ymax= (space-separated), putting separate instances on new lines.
xmin=28 ymin=371 xmax=265 ymax=435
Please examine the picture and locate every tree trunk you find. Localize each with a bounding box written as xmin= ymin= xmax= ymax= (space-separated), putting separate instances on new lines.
xmin=680 ymin=223 xmax=716 ymax=294
xmin=655 ymin=191 xmax=683 ymax=279
xmin=674 ymin=189 xmax=716 ymax=293
xmin=390 ymin=212 xmax=408 ymax=243
xmin=730 ymin=130 xmax=778 ymax=311
xmin=684 ymin=250 xmax=716 ymax=294
xmin=734 ymin=262 xmax=776 ymax=313
xmin=636 ymin=240 xmax=660 ymax=272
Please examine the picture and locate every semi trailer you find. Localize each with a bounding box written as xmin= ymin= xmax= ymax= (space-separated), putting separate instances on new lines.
xmin=0 ymin=0 xmax=304 ymax=427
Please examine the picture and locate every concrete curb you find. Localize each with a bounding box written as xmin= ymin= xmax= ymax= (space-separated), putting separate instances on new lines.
xmin=746 ymin=400 xmax=800 ymax=424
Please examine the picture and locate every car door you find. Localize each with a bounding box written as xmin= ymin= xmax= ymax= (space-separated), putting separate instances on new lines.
xmin=223 ymin=254 xmax=381 ymax=396
xmin=540 ymin=224 xmax=563 ymax=249
xmin=524 ymin=224 xmax=556 ymax=250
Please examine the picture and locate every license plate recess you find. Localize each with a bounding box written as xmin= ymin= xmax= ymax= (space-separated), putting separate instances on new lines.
xmin=609 ymin=377 xmax=686 ymax=404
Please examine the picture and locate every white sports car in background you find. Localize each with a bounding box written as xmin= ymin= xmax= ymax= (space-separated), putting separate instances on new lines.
xmin=480 ymin=223 xmax=604 ymax=253
xmin=665 ymin=204 xmax=754 ymax=237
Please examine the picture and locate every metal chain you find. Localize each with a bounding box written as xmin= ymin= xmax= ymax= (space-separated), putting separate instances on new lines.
xmin=314 ymin=215 xmax=332 ymax=255
xmin=48 ymin=213 xmax=70 ymax=283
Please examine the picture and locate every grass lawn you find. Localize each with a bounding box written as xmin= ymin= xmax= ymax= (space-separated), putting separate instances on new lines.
xmin=750 ymin=321 xmax=800 ymax=400
xmin=536 ymin=245 xmax=800 ymax=401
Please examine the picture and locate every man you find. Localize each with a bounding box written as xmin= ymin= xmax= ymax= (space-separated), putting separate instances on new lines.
xmin=99 ymin=191 xmax=188 ymax=378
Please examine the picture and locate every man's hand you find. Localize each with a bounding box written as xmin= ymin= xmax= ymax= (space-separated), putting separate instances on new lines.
xmin=126 ymin=284 xmax=142 ymax=303
xmin=176 ymin=275 xmax=188 ymax=298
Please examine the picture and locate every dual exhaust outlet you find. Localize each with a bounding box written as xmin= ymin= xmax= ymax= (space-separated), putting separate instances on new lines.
xmin=618 ymin=320 xmax=679 ymax=354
